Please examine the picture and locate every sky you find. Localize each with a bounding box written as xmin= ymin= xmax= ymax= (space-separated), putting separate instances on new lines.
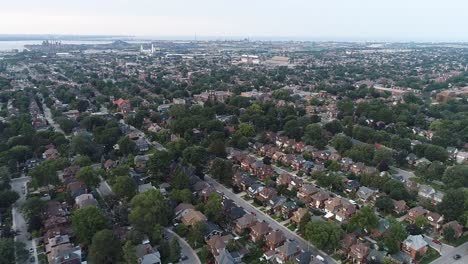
xmin=0 ymin=0 xmax=467 ymax=42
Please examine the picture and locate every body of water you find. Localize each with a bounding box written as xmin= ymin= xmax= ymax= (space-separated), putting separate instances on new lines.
xmin=0 ymin=40 xmax=148 ymax=51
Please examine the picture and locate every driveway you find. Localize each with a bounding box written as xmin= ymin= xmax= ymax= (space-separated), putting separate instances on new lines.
xmin=423 ymin=235 xmax=454 ymax=255
xmin=163 ymin=228 xmax=201 ymax=264
xmin=430 ymin=241 xmax=468 ymax=264
xmin=204 ymin=175 xmax=337 ymax=264
xmin=11 ymin=176 xmax=37 ymax=264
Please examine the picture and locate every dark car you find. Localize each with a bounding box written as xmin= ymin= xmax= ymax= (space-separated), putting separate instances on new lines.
xmin=453 ymin=254 xmax=461 ymax=260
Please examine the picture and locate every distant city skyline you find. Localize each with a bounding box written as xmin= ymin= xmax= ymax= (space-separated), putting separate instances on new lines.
xmin=1 ymin=0 xmax=467 ymax=42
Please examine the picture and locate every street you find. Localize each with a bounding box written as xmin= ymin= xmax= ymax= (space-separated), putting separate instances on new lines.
xmin=163 ymin=228 xmax=201 ymax=264
xmin=11 ymin=176 xmax=38 ymax=264
xmin=430 ymin=241 xmax=468 ymax=264
xmin=204 ymin=175 xmax=337 ymax=264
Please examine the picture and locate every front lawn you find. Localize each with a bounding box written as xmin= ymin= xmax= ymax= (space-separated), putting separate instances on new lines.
xmin=419 ymin=248 xmax=440 ymax=264
xmin=442 ymin=234 xmax=468 ymax=247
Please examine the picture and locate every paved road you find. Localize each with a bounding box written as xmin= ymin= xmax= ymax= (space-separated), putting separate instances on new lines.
xmin=390 ymin=166 xmax=415 ymax=182
xmin=11 ymin=176 xmax=37 ymax=264
xmin=164 ymin=228 xmax=201 ymax=264
xmin=40 ymin=100 xmax=65 ymax=135
xmin=431 ymin=241 xmax=468 ymax=264
xmin=204 ymin=175 xmax=336 ymax=264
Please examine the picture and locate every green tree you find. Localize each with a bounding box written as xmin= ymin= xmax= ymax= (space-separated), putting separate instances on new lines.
xmin=182 ymin=146 xmax=208 ymax=168
xmin=305 ymin=221 xmax=343 ymax=251
xmin=187 ymin=222 xmax=206 ymax=248
xmin=122 ymin=241 xmax=137 ymax=264
xmin=170 ymin=189 xmax=192 ymax=203
xmin=414 ymin=215 xmax=430 ymax=230
xmin=169 ymin=238 xmax=181 ymax=263
xmin=299 ymin=211 xmax=311 ymax=235
xmin=129 ymin=189 xmax=171 ymax=234
xmin=172 ymin=168 xmax=190 ymax=190
xmin=89 ymin=229 xmax=122 ymax=264
xmin=209 ymin=158 xmax=233 ymax=186
xmin=0 ymin=190 xmax=19 ymax=208
xmin=118 ymin=136 xmax=137 ymax=156
xmin=375 ymin=196 xmax=395 ymax=214
xmin=76 ymin=166 xmax=103 ymax=189
xmin=436 ymin=189 xmax=466 ymax=221
xmin=71 ymin=206 xmax=108 ymax=245
xmin=443 ymin=226 xmax=456 ymax=242
xmin=74 ymin=155 xmax=92 ymax=167
xmin=303 ymin=124 xmax=327 ymax=150
xmin=384 ymin=218 xmax=407 ymax=254
xmin=204 ymin=193 xmax=223 ymax=223
xmin=349 ymin=206 xmax=379 ymax=232
xmin=0 ymin=239 xmax=28 ymax=264
xmin=442 ymin=165 xmax=468 ymax=188
xmin=20 ymin=197 xmax=46 ymax=220
xmin=331 ymin=134 xmax=353 ymax=154
xmin=238 ymin=123 xmax=255 ymax=137
xmin=112 ymin=175 xmax=137 ymax=201
xmin=151 ymin=224 xmax=163 ymax=244
xmin=147 ymin=150 xmax=172 ymax=175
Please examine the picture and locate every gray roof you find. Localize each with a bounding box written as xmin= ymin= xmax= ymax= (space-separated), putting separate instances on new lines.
xmin=403 ymin=235 xmax=428 ymax=250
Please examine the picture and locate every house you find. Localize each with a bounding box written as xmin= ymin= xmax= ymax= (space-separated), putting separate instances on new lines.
xmin=48 ymin=245 xmax=82 ymax=264
xmin=310 ymin=191 xmax=330 ymax=209
xmin=207 ymin=234 xmax=232 ymax=256
xmin=407 ymin=206 xmax=428 ymax=223
xmin=181 ymin=209 xmax=207 ymax=226
xmin=265 ymin=230 xmax=286 ymax=250
xmin=406 ymin=153 xmax=418 ymax=166
xmin=235 ymin=214 xmax=257 ymax=235
xmin=442 ymin=221 xmax=464 ymax=239
xmin=74 ymin=193 xmax=97 ymax=208
xmin=341 ymin=233 xmax=358 ymax=254
xmin=135 ymin=244 xmax=161 ymax=264
xmin=215 ymin=249 xmax=237 ymax=264
xmin=282 ymin=200 xmax=298 ymax=219
xmin=291 ymin=155 xmax=306 ymax=171
xmin=276 ymin=240 xmax=301 ymax=263
xmin=103 ymin=159 xmax=117 ymax=171
xmin=345 ymin=180 xmax=361 ymax=193
xmin=45 ymin=201 xmax=67 ymax=218
xmin=427 ymin=212 xmax=444 ymax=230
xmin=134 ymin=155 xmax=150 ymax=169
xmin=43 ymin=148 xmax=60 ymax=160
xmin=393 ymin=200 xmax=408 ymax=215
xmin=114 ymin=98 xmax=131 ymax=113
xmin=324 ymin=197 xmax=342 ymax=215
xmin=269 ymin=196 xmax=288 ymax=214
xmin=340 ymin=157 xmax=354 ymax=171
xmin=291 ymin=208 xmax=308 ymax=225
xmin=456 ymin=151 xmax=468 ymax=164
xmin=257 ymin=187 xmax=277 ymax=205
xmin=67 ymin=181 xmax=87 ymax=199
xmin=175 ymin=203 xmax=195 ymax=217
xmin=402 ymin=235 xmax=428 ymax=259
xmin=288 ymin=178 xmax=303 ymax=191
xmin=204 ymin=221 xmax=223 ymax=241
xmin=250 ymin=221 xmax=271 ymax=242
xmin=366 ymin=249 xmax=387 ymax=264
xmin=45 ymin=235 xmax=71 ymax=255
xmin=371 ymin=218 xmax=391 ymax=239
xmin=357 ymin=186 xmax=377 ymax=203
xmin=350 ymin=162 xmax=365 ymax=174
xmin=277 ymin=173 xmax=293 ymax=186
xmin=247 ymin=183 xmax=264 ymax=198
xmin=335 ymin=202 xmax=357 ymax=222
xmin=297 ymin=184 xmax=319 ymax=202
xmin=418 ymin=185 xmax=435 ymax=200
xmin=135 ymin=138 xmax=149 ymax=152
xmin=348 ymin=243 xmax=370 ymax=264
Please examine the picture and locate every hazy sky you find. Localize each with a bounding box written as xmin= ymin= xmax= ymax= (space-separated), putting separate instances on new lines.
xmin=0 ymin=0 xmax=467 ymax=41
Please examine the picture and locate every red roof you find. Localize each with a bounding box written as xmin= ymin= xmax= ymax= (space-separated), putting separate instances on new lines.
xmin=113 ymin=98 xmax=129 ymax=105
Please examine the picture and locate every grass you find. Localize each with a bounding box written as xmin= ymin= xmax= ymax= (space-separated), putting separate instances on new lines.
xmin=419 ymin=247 xmax=440 ymax=264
